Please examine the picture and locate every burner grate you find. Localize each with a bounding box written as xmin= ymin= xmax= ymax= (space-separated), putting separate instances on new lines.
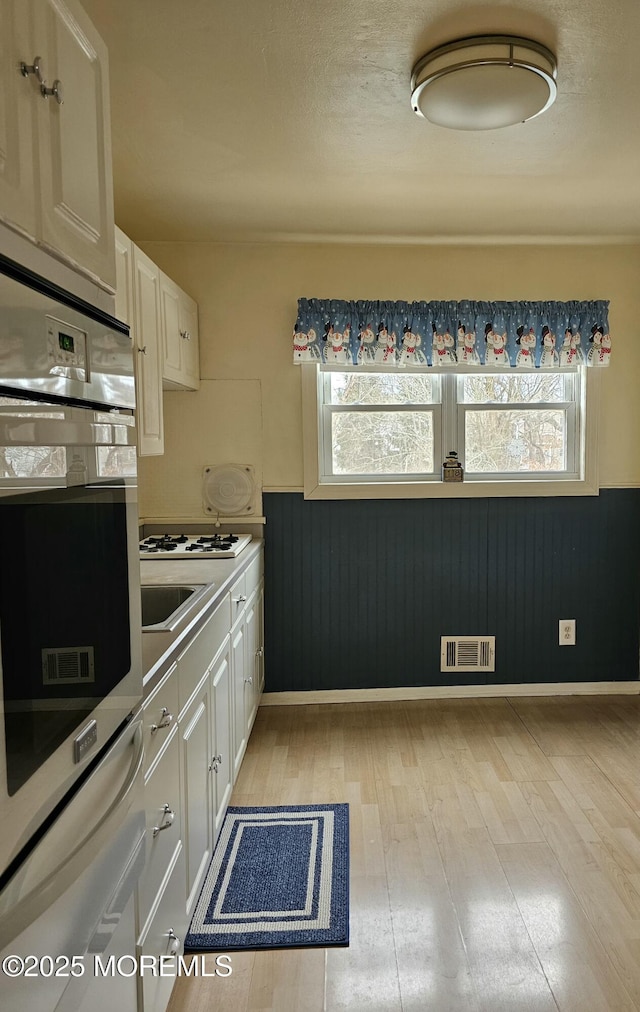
xmin=139 ymin=533 xmax=252 ymax=559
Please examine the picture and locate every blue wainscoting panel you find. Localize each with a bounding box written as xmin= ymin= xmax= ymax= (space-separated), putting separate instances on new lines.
xmin=263 ymin=490 xmax=640 ymax=692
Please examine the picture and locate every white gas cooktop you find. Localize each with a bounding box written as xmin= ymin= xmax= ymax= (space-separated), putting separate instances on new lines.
xmin=139 ymin=533 xmax=252 ymax=559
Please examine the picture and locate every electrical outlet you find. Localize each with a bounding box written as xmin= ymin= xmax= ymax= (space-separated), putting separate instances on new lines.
xmin=559 ymin=619 xmax=576 ymax=646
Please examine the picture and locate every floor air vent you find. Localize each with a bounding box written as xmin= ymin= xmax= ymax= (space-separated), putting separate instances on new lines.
xmin=440 ymin=636 xmax=495 ymax=673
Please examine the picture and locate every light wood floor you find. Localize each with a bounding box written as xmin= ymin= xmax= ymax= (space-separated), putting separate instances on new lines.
xmin=168 ymin=694 xmax=640 ymax=1011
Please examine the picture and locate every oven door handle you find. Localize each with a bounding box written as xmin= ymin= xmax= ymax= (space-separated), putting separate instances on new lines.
xmin=0 ymin=722 xmax=144 ymax=950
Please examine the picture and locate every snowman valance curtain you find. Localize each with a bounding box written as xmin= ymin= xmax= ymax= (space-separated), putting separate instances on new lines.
xmin=292 ymin=299 xmax=611 ymax=368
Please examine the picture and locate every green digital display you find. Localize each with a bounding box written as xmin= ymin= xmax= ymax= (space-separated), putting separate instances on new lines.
xmin=58 ymin=332 xmax=75 ymax=353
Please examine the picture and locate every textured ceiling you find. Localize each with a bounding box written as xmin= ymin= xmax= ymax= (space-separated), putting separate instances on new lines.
xmin=81 ymin=0 xmax=640 ymax=243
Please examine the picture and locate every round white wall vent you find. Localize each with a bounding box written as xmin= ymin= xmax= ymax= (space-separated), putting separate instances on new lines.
xmin=202 ymin=464 xmax=256 ymax=516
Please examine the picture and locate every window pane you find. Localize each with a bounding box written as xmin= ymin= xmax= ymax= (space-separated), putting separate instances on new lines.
xmin=460 ymin=373 xmax=568 ymax=404
xmin=465 ymin=410 xmax=566 ymax=472
xmin=329 ymin=372 xmax=435 ymax=405
xmin=331 ymin=411 xmax=433 ymax=475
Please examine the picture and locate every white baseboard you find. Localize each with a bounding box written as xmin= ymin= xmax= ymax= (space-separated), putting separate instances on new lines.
xmin=261 ymin=681 xmax=640 ymax=706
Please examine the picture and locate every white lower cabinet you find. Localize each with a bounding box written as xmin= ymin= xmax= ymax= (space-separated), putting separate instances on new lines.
xmin=136 ymin=709 xmax=186 ymax=1012
xmin=231 ymin=620 xmax=247 ymax=780
xmin=244 ymin=585 xmax=264 ymax=737
xmin=211 ymin=645 xmax=233 ymax=841
xmin=137 ymin=846 xmax=187 ymax=1012
xmin=137 ymin=547 xmax=264 ymax=1012
xmin=231 ymin=557 xmax=265 ymax=778
xmin=180 ymin=676 xmax=215 ymax=915
xmin=179 ymin=632 xmax=234 ymax=915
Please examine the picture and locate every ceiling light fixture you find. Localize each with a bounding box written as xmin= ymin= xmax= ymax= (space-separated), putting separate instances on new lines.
xmin=410 ymin=34 xmax=557 ymax=130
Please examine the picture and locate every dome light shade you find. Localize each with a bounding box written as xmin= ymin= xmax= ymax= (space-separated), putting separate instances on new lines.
xmin=410 ymin=35 xmax=557 ymax=130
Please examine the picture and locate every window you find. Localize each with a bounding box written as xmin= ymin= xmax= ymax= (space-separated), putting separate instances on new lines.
xmin=302 ymin=365 xmax=598 ymax=498
xmin=457 ymin=372 xmax=579 ymax=479
xmin=320 ymin=371 xmax=440 ymax=481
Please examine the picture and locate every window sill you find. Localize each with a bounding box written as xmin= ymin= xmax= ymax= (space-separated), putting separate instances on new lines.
xmin=303 ymin=477 xmax=599 ymax=500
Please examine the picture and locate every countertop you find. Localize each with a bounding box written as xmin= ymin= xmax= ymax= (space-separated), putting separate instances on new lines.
xmin=140 ymin=538 xmax=263 ymax=698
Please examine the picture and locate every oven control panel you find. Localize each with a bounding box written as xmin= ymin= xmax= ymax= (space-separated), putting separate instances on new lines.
xmin=46 ymin=314 xmax=88 ymax=382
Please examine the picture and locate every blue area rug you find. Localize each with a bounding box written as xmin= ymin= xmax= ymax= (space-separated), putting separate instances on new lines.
xmin=185 ymin=804 xmax=349 ymax=951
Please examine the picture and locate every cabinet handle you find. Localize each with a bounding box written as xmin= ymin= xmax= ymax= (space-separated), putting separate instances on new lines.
xmin=244 ymin=676 xmax=253 ymax=685
xmin=233 ymin=594 xmax=247 ymax=604
xmin=20 ymin=57 xmax=45 ymax=84
xmin=167 ymin=928 xmax=180 ymax=955
xmin=150 ymin=708 xmax=174 ymax=733
xmin=152 ymin=803 xmax=175 ymax=837
xmin=180 ymin=329 xmax=191 ymax=340
xmin=41 ymin=79 xmax=64 ymax=105
xmin=208 ymin=753 xmax=222 ymax=772
xmin=256 ymin=647 xmax=264 ymax=658
xmin=137 ymin=345 xmax=147 ymax=355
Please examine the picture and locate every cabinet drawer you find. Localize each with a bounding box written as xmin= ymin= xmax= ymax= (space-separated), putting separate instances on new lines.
xmin=143 ymin=664 xmax=179 ymax=775
xmin=178 ymin=594 xmax=230 ymax=714
xmin=230 ymin=572 xmax=247 ymax=627
xmin=139 ymin=727 xmax=182 ymax=927
xmin=138 ymin=845 xmax=187 ymax=1012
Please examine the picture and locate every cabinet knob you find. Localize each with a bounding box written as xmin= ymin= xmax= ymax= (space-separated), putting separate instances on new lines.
xmin=208 ymin=753 xmax=223 ymax=772
xmin=244 ymin=676 xmax=253 ymax=685
xmin=233 ymin=594 xmax=247 ymax=604
xmin=150 ymin=708 xmax=174 ymax=733
xmin=137 ymin=345 xmax=147 ymax=355
xmin=20 ymin=57 xmax=44 ymax=84
xmin=180 ymin=329 xmax=191 ymax=340
xmin=152 ymin=803 xmax=175 ymax=837
xmin=41 ymin=79 xmax=64 ymax=105
xmin=256 ymin=647 xmax=264 ymax=658
xmin=167 ymin=928 xmax=180 ymax=955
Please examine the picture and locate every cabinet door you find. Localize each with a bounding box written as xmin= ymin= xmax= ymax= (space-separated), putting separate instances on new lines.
xmin=34 ymin=0 xmax=115 ymax=290
xmin=180 ymin=687 xmax=213 ymax=915
xmin=244 ymin=588 xmax=263 ymax=737
xmin=137 ymin=847 xmax=187 ymax=1012
xmin=210 ymin=643 xmax=232 ymax=842
xmin=160 ymin=272 xmax=200 ymax=391
xmin=231 ymin=622 xmax=247 ymax=780
xmin=159 ymin=273 xmax=182 ymax=382
xmin=114 ymin=226 xmax=133 ymax=325
xmin=133 ymin=246 xmax=164 ymax=456
xmin=178 ymin=289 xmax=200 ymax=390
xmin=139 ymin=728 xmax=182 ymax=932
xmin=0 ymin=1 xmax=37 ymax=240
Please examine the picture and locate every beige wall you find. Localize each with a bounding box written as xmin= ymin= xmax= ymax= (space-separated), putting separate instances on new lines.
xmin=137 ymin=241 xmax=640 ymax=520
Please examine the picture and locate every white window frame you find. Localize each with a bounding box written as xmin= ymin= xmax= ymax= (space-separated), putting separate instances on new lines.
xmin=301 ymin=364 xmax=600 ymax=500
xmin=319 ymin=369 xmax=442 ymax=483
xmin=453 ymin=371 xmax=580 ymax=482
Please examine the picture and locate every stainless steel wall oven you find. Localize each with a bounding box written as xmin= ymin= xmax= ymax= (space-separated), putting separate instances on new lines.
xmin=0 ymin=254 xmax=143 ymax=881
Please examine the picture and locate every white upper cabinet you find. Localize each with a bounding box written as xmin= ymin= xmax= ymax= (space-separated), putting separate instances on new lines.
xmin=160 ymin=272 xmax=200 ymax=391
xmin=115 ymin=226 xmax=201 ymax=456
xmin=0 ymin=2 xmax=38 ymax=241
xmin=114 ymin=227 xmax=165 ymax=456
xmin=0 ymin=0 xmax=115 ymax=291
xmin=132 ymin=246 xmax=164 ymax=456
xmin=114 ymin=226 xmax=133 ymax=324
